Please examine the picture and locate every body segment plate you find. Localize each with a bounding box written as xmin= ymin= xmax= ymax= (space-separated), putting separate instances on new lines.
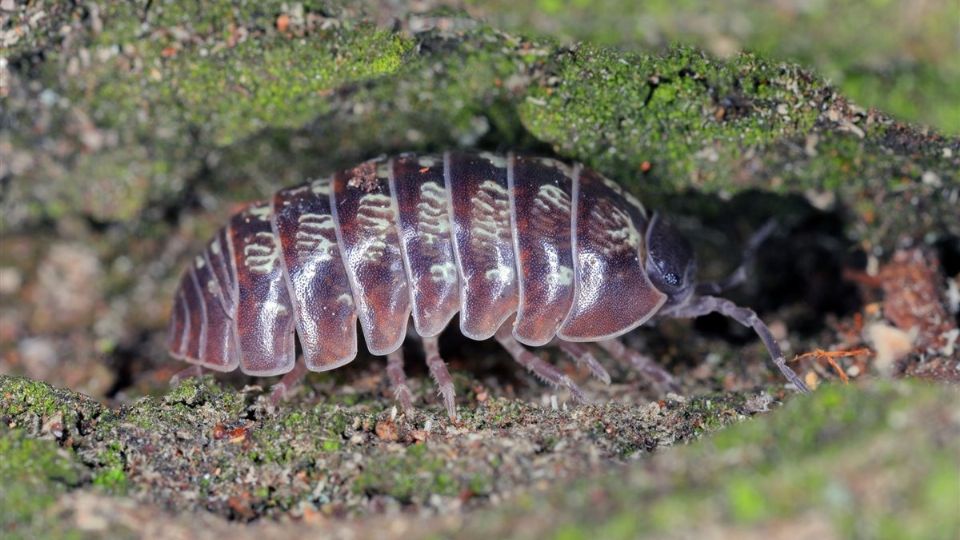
xmin=191 ymin=251 xmax=238 ymax=370
xmin=445 ymin=151 xmax=518 ymax=340
xmin=331 ymin=159 xmax=411 ymax=356
xmin=558 ymin=168 xmax=667 ymax=340
xmin=508 ymin=156 xmax=576 ymax=346
xmin=228 ymin=202 xmax=297 ymax=375
xmin=205 ymin=227 xmax=238 ymax=316
xmin=180 ymin=267 xmax=205 ymax=361
xmin=167 ymin=274 xmax=190 ymax=358
xmin=273 ymin=179 xmax=358 ymax=370
xmin=390 ymin=154 xmax=460 ymax=337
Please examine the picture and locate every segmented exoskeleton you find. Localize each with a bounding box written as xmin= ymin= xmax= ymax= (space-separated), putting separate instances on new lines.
xmin=168 ymin=151 xmax=808 ymax=418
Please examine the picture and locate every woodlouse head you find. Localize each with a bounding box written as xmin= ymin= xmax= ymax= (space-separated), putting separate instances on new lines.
xmin=645 ymin=213 xmax=697 ymax=306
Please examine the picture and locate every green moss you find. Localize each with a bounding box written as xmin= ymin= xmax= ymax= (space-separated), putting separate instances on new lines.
xmin=163 ymin=376 xmax=208 ymax=405
xmin=353 ymin=443 xmax=460 ymax=503
xmin=0 ymin=377 xmax=106 ymax=438
xmin=473 ymin=0 xmax=960 ymax=134
xmin=249 ymin=404 xmax=354 ymax=464
xmin=120 ymin=376 xmax=247 ymax=433
xmin=467 ymin=473 xmax=493 ymax=496
xmin=725 ymin=476 xmax=770 ymax=523
xmin=520 ymin=44 xmax=823 ymax=193
xmin=142 ymin=28 xmax=411 ymax=147
xmin=449 ymin=381 xmax=960 ymax=538
xmin=0 ymin=431 xmax=86 ymax=539
xmin=5 ymin=0 xmax=414 ymax=223
xmin=6 ymin=0 xmax=955 ymax=250
xmin=510 ymin=39 xmax=956 ymax=247
xmin=0 ymin=378 xmax=64 ymax=417
xmin=92 ymin=441 xmax=127 ymax=494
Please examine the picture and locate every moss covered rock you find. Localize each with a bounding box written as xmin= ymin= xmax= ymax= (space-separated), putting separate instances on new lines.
xmin=469 ymin=0 xmax=960 ymax=135
xmin=2 ymin=376 xmax=956 ymax=538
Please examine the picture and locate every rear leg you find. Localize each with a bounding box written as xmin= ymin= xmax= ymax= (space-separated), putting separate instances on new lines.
xmin=386 ymin=348 xmax=415 ymax=413
xmin=269 ymin=359 xmax=309 ymax=408
xmin=664 ymin=295 xmax=809 ymax=392
xmin=554 ymin=340 xmax=612 ymax=385
xmin=596 ymin=338 xmax=680 ymax=393
xmin=495 ymin=325 xmax=587 ymax=403
xmin=422 ymin=336 xmax=457 ymax=421
xmin=170 ymin=364 xmax=205 ymax=386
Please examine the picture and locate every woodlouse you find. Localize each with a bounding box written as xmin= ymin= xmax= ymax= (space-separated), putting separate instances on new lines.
xmin=168 ymin=151 xmax=808 ymax=417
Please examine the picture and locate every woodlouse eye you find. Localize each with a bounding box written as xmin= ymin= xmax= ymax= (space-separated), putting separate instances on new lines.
xmin=645 ymin=213 xmax=696 ymax=302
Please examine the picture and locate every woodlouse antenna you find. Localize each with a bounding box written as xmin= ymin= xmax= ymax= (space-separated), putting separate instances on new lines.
xmin=668 ymin=295 xmax=810 ymax=393
xmin=695 ymin=219 xmax=778 ymax=296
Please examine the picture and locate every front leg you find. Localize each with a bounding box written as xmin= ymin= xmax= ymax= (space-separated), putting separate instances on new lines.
xmin=667 ymin=295 xmax=809 ymax=392
xmin=595 ymin=338 xmax=680 ymax=393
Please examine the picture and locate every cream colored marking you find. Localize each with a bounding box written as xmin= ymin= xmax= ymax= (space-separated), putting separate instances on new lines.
xmin=356 ymin=194 xmax=395 ymax=263
xmin=210 ymin=237 xmax=221 ymax=255
xmin=588 ymin=203 xmax=640 ymax=257
xmin=535 ymin=184 xmax=571 ymax=212
xmin=295 ymin=213 xmax=337 ymax=262
xmin=249 ymin=204 xmax=272 ymax=222
xmin=539 ymin=246 xmax=574 ymax=289
xmin=484 ymin=265 xmax=514 ymax=283
xmin=623 ymin=191 xmax=646 ymax=215
xmin=614 ymin=209 xmax=641 ymax=249
xmin=358 ymin=193 xmax=392 ymax=210
xmin=336 ymin=293 xmax=354 ymax=306
xmin=261 ymin=299 xmax=288 ymax=317
xmin=311 ymin=179 xmax=331 ymax=196
xmin=417 ymin=156 xmax=438 ymax=167
xmin=417 ymin=182 xmax=450 ymax=247
xmin=532 ymin=157 xmax=569 ymax=173
xmin=420 ymin=181 xmax=447 ymax=207
xmin=601 ymin=176 xmax=624 ymax=194
xmin=430 ymin=261 xmax=457 ymax=284
xmin=195 ymin=255 xmax=205 ymax=269
xmin=552 ymin=265 xmax=574 ymax=287
xmin=469 ymin=180 xmax=511 ymax=252
xmin=286 ymin=185 xmax=310 ymax=195
xmin=361 ymin=239 xmax=388 ymax=262
xmin=478 ymin=152 xmax=507 ymax=168
xmin=243 ymin=232 xmax=280 ymax=274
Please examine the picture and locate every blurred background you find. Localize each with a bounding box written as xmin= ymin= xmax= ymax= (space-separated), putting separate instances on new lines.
xmin=465 ymin=0 xmax=960 ymax=134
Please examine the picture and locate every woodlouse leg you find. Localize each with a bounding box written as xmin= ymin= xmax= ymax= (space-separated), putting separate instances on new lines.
xmin=595 ymin=339 xmax=680 ymax=393
xmin=269 ymin=360 xmax=308 ymax=407
xmin=495 ymin=326 xmax=587 ymax=403
xmin=422 ymin=336 xmax=457 ymax=421
xmin=386 ymin=348 xmax=415 ymax=413
xmin=170 ymin=364 xmax=205 ymax=386
xmin=668 ymin=295 xmax=810 ymax=392
xmin=554 ymin=340 xmax=612 ymax=385
xmin=696 ymin=219 xmax=777 ymax=296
